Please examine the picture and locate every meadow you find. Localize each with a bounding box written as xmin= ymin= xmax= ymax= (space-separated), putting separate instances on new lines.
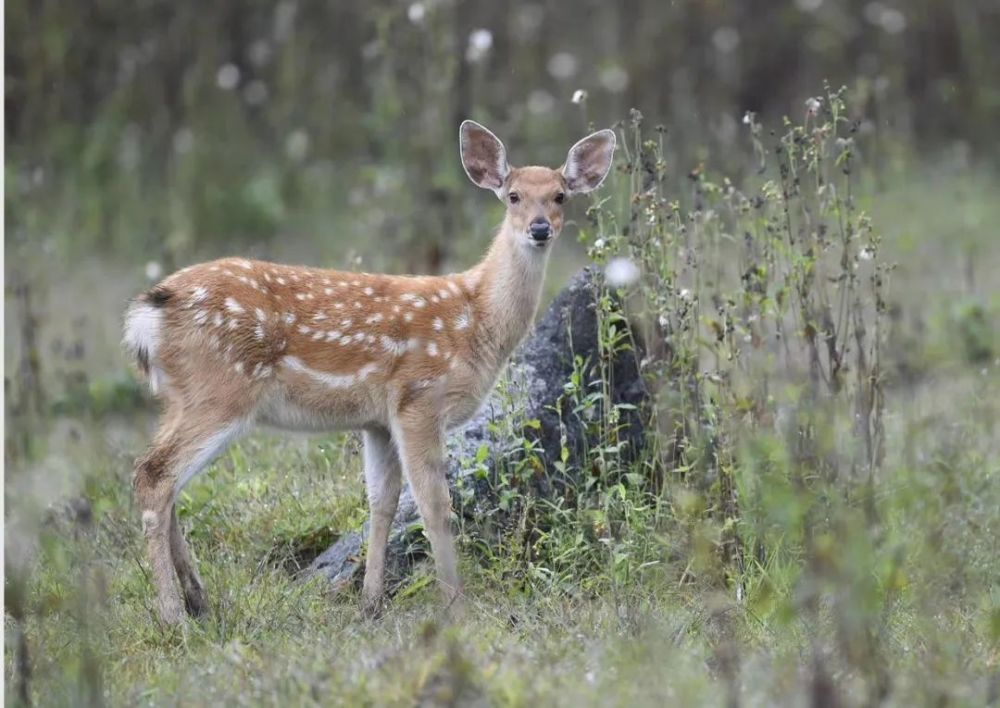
xmin=5 ymin=79 xmax=999 ymax=708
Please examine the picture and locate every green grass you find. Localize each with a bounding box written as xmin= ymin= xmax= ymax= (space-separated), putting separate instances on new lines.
xmin=7 ymin=374 xmax=997 ymax=706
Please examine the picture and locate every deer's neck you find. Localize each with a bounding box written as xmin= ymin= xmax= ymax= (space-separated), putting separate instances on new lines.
xmin=466 ymin=219 xmax=551 ymax=369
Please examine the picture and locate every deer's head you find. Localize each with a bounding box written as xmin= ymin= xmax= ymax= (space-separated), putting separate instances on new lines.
xmin=460 ymin=121 xmax=616 ymax=250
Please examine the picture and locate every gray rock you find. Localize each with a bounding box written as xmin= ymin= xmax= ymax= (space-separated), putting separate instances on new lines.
xmin=308 ymin=267 xmax=648 ymax=590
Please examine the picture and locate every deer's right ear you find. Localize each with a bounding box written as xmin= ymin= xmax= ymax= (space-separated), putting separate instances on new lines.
xmin=460 ymin=120 xmax=510 ymax=198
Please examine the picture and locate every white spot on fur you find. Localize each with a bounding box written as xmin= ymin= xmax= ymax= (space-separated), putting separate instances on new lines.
xmin=276 ymin=277 xmax=287 ymax=285
xmin=341 ymin=319 xmax=353 ymax=327
xmin=255 ymin=307 xmax=266 ymax=321
xmin=234 ymin=361 xmax=245 ymax=374
xmin=454 ymin=308 xmax=471 ymax=330
xmin=426 ymin=341 xmax=439 ymax=357
xmin=213 ymin=312 xmax=224 ymax=327
xmin=313 ymin=312 xmax=327 ymax=321
xmin=324 ymin=288 xmax=334 ymax=295
xmin=432 ymin=317 xmax=444 ymax=331
xmin=299 ymin=325 xmax=312 ymax=334
xmin=438 ymin=289 xmax=450 ymax=300
xmin=381 ymin=336 xmax=408 ymax=356
xmin=447 ymin=281 xmax=461 ymax=296
xmin=326 ymin=330 xmax=342 ymax=342
xmin=190 ymin=286 xmax=208 ymax=303
xmin=404 ymin=312 xmax=414 ymax=322
xmin=225 ymin=297 xmax=244 ymax=313
xmin=366 ymin=313 xmax=384 ymax=324
xmin=238 ymin=260 xmax=253 ymax=270
xmin=363 ymin=286 xmax=374 ymax=296
xmin=295 ymin=293 xmax=307 ymax=301
xmin=255 ymin=324 xmax=265 ymax=340
xmin=283 ymin=312 xmax=296 ymax=324
xmin=281 ymin=355 xmax=377 ymax=388
xmin=228 ymin=319 xmax=240 ymax=330
xmin=193 ymin=309 xmax=209 ymax=326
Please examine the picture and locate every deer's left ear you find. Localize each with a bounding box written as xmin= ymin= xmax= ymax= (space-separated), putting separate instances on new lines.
xmin=561 ymin=129 xmax=616 ymax=195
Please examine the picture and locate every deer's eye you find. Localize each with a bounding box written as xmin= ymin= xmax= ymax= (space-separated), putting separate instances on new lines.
xmin=508 ymin=192 xmax=520 ymax=204
xmin=554 ymin=192 xmax=566 ymax=204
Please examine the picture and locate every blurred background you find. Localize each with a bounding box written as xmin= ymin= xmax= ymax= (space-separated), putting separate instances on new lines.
xmin=5 ymin=1 xmax=1000 ymax=704
xmin=6 ymin=0 xmax=999 ymax=399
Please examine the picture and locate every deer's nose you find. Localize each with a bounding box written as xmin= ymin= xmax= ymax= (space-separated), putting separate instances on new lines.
xmin=529 ymin=218 xmax=551 ymax=241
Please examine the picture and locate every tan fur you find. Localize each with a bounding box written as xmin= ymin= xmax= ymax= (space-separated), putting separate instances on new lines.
xmin=126 ymin=121 xmax=616 ymax=624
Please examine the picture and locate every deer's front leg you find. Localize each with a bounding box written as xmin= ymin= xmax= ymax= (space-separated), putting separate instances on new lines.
xmin=361 ymin=427 xmax=402 ymax=615
xmin=390 ymin=411 xmax=460 ymax=608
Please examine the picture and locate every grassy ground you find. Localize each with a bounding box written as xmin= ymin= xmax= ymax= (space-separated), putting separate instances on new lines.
xmin=5 ymin=103 xmax=1000 ymax=706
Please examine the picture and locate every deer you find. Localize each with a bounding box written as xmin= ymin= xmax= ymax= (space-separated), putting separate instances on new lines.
xmin=122 ymin=120 xmax=616 ymax=625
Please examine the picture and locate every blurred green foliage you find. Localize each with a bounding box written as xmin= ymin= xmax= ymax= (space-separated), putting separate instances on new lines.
xmin=6 ymin=0 xmax=1000 ymax=269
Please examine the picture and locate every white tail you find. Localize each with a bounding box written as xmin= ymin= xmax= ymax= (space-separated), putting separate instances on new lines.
xmin=126 ymin=120 xmax=616 ymax=624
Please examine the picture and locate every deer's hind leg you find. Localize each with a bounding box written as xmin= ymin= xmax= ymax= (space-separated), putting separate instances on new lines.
xmin=361 ymin=427 xmax=403 ymax=615
xmin=170 ymin=506 xmax=208 ymax=617
xmin=134 ymin=401 xmax=248 ymax=625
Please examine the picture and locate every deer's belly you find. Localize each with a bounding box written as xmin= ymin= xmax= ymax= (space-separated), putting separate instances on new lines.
xmin=256 ymin=380 xmax=384 ymax=432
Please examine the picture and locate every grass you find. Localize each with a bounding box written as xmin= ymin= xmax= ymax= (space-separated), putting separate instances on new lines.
xmin=5 ymin=90 xmax=1000 ymax=706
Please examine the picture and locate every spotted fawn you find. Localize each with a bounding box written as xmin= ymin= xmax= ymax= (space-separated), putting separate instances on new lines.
xmin=123 ymin=121 xmax=616 ymax=624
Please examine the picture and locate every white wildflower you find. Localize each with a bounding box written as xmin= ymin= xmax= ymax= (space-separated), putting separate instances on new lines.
xmin=599 ymin=66 xmax=629 ymax=93
xmin=286 ymin=129 xmax=310 ymax=162
xmin=795 ymin=0 xmax=823 ymax=11
xmin=572 ymin=89 xmax=588 ymax=105
xmin=528 ymin=90 xmax=555 ymax=115
xmin=216 ymin=63 xmax=240 ymax=90
xmin=605 ymin=257 xmax=640 ymax=287
xmin=407 ymin=3 xmax=426 ymax=24
xmin=466 ymin=29 xmax=493 ymax=63
xmin=547 ymin=52 xmax=578 ymax=80
xmin=712 ymin=27 xmax=740 ymax=54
